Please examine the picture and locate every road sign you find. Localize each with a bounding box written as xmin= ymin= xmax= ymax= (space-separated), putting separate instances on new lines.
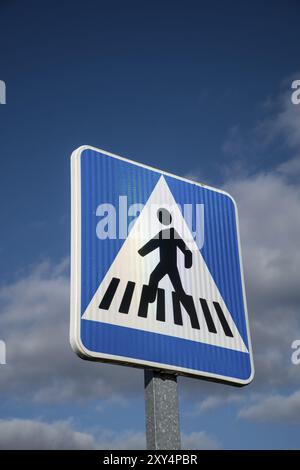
xmin=70 ymin=145 xmax=254 ymax=385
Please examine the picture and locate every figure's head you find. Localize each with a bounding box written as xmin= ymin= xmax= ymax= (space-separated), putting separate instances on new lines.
xmin=157 ymin=208 xmax=172 ymax=226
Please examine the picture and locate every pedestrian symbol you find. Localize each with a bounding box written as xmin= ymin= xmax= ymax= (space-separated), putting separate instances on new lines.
xmin=139 ymin=208 xmax=193 ymax=304
xmin=71 ymin=146 xmax=254 ymax=385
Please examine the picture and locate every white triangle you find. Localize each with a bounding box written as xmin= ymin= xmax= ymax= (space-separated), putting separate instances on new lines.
xmin=83 ymin=176 xmax=248 ymax=353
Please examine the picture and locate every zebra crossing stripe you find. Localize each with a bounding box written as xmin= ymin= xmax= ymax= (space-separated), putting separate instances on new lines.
xmin=98 ymin=277 xmax=235 ymax=338
xmin=119 ymin=281 xmax=135 ymax=314
xmin=200 ymin=298 xmax=217 ymax=334
xmin=98 ymin=277 xmax=120 ymax=310
xmin=213 ymin=301 xmax=234 ymax=338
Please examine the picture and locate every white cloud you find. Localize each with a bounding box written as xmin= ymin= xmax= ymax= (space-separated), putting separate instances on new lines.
xmin=0 ymin=418 xmax=219 ymax=450
xmin=238 ymin=389 xmax=300 ymax=423
xmin=226 ymin=171 xmax=300 ymax=309
xmin=182 ymin=431 xmax=220 ymax=450
xmin=0 ymin=259 xmax=141 ymax=404
xmin=0 ymin=419 xmax=145 ymax=450
xmin=0 ymin=419 xmax=96 ymax=450
xmin=278 ymin=154 xmax=300 ymax=180
xmin=198 ymin=394 xmax=244 ymax=412
xmin=260 ymin=87 xmax=300 ymax=150
xmin=220 ymin=77 xmax=300 ymax=181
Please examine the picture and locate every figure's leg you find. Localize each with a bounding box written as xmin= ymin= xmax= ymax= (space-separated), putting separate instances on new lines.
xmin=147 ymin=264 xmax=166 ymax=302
xmin=169 ymin=270 xmax=200 ymax=329
xmin=148 ymin=264 xmax=166 ymax=290
xmin=168 ymin=268 xmax=186 ymax=299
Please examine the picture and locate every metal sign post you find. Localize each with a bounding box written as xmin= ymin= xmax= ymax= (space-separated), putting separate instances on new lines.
xmin=144 ymin=370 xmax=181 ymax=450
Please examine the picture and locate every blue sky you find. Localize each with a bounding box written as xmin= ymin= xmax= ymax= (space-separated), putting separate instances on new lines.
xmin=0 ymin=0 xmax=300 ymax=449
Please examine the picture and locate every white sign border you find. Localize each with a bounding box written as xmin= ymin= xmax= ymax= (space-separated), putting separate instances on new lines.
xmin=70 ymin=145 xmax=255 ymax=386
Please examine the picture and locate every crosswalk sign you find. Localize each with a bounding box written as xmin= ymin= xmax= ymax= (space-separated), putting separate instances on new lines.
xmin=70 ymin=145 xmax=254 ymax=385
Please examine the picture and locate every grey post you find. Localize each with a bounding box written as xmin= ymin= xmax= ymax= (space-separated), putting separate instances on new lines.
xmin=144 ymin=369 xmax=181 ymax=450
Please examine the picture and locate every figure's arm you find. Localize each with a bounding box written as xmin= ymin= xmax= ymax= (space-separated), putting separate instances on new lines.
xmin=138 ymin=236 xmax=160 ymax=257
xmin=174 ymin=230 xmax=192 ymax=268
xmin=174 ymin=229 xmax=188 ymax=253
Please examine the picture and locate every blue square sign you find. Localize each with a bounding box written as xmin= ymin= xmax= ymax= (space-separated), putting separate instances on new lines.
xmin=70 ymin=146 xmax=254 ymax=385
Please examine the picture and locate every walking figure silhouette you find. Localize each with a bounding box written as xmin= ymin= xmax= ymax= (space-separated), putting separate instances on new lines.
xmin=138 ymin=208 xmax=192 ymax=301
